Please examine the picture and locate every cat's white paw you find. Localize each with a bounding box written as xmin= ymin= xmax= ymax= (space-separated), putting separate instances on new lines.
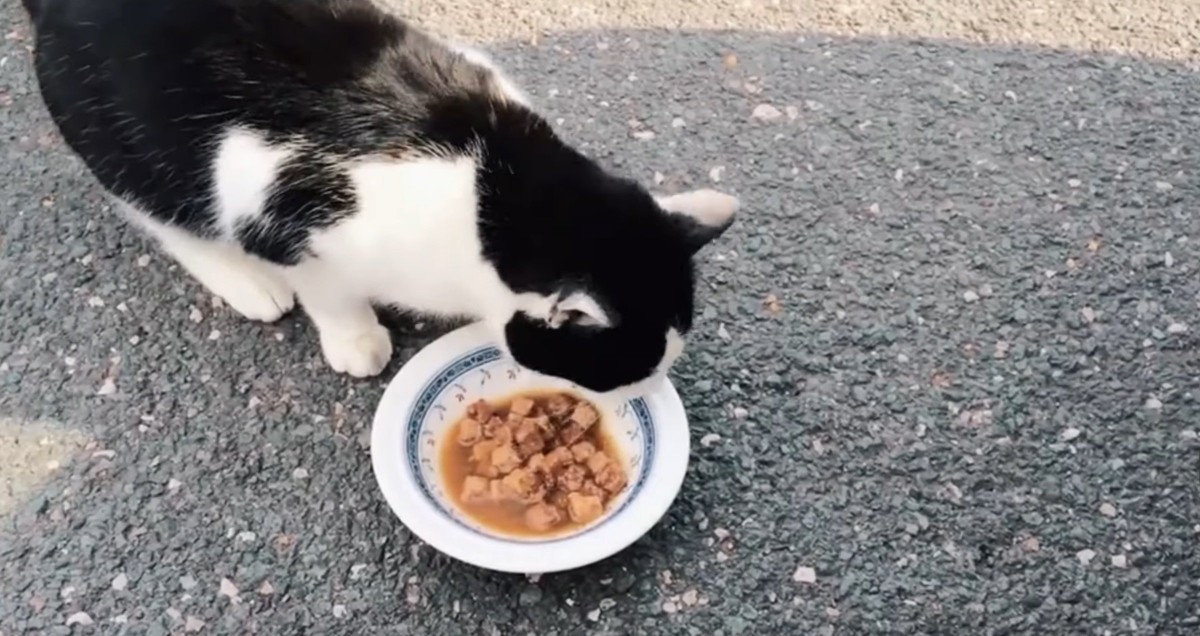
xmin=216 ymin=268 xmax=296 ymax=323
xmin=320 ymin=323 xmax=393 ymax=378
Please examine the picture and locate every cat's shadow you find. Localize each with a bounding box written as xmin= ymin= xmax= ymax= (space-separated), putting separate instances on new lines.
xmin=373 ymin=303 xmax=470 ymax=352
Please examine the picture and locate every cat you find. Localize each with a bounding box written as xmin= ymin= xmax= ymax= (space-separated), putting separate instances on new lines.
xmin=22 ymin=0 xmax=739 ymax=395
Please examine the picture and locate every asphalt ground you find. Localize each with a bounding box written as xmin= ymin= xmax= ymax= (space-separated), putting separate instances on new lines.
xmin=1 ymin=1 xmax=1198 ymax=634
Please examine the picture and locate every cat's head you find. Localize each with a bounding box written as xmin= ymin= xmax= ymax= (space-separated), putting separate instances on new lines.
xmin=479 ymin=160 xmax=738 ymax=397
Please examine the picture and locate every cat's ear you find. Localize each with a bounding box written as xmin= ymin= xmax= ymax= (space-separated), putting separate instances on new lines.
xmin=655 ymin=189 xmax=739 ymax=254
xmin=548 ymin=291 xmax=611 ymax=329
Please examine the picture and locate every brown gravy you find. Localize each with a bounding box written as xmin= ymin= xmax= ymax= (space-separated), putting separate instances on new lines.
xmin=439 ymin=390 xmax=627 ymax=538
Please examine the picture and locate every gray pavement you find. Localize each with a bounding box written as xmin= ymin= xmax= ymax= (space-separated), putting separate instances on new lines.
xmin=2 ymin=1 xmax=1199 ymax=635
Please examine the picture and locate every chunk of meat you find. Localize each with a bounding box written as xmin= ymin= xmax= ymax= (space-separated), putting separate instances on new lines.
xmin=499 ymin=468 xmax=545 ymax=504
xmin=505 ymin=410 xmax=526 ymax=428
xmin=594 ymin=462 xmax=627 ymax=494
xmin=517 ymin=433 xmax=545 ymax=460
xmin=545 ymin=393 xmax=575 ymax=419
xmin=489 ymin=444 xmax=523 ymax=476
xmin=483 ymin=416 xmax=508 ymax=439
xmin=457 ymin=418 xmax=483 ymax=446
xmin=524 ymin=503 xmax=563 ymax=531
xmin=559 ymin=422 xmax=588 ymax=446
xmin=557 ymin=464 xmax=588 ymax=492
xmin=543 ymin=446 xmax=574 ymax=472
xmin=470 ymin=439 xmax=501 ymax=466
xmin=510 ymin=396 xmax=537 ymax=416
xmin=467 ymin=399 xmax=494 ymax=422
xmin=586 ymin=450 xmax=613 ymax=476
xmin=514 ymin=418 xmax=542 ymax=444
xmin=523 ymin=415 xmax=553 ymax=436
xmin=581 ymin=479 xmax=606 ymax=499
xmin=461 ymin=475 xmax=492 ymax=503
xmin=526 ymin=452 xmax=547 ymax=474
xmin=570 ymin=441 xmax=596 ymax=462
xmin=546 ymin=488 xmax=570 ymax=510
xmin=570 ymin=403 xmax=599 ymax=428
xmin=512 ymin=418 xmax=545 ymax=459
xmin=492 ymin=425 xmax=514 ymax=447
xmin=566 ymin=492 xmax=604 ymax=524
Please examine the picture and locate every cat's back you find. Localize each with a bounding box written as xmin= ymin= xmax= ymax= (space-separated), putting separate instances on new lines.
xmin=29 ymin=0 xmax=454 ymax=142
xmin=28 ymin=0 xmax=500 ymax=229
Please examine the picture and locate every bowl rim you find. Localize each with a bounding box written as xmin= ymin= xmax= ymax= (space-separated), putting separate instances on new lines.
xmin=370 ymin=322 xmax=691 ymax=574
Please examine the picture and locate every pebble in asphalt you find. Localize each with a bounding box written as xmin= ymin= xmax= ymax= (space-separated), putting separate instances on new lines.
xmin=1 ymin=8 xmax=1199 ymax=636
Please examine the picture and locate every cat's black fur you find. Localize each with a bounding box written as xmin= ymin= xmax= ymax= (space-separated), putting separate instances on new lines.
xmin=23 ymin=0 xmax=735 ymax=393
xmin=28 ymin=0 xmax=490 ymax=245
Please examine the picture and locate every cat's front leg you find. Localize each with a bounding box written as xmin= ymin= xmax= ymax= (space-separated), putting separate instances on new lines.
xmin=283 ymin=264 xmax=393 ymax=378
xmin=316 ymin=310 xmax=393 ymax=378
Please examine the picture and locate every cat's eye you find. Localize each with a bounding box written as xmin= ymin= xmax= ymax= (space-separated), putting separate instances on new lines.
xmin=547 ymin=292 xmax=611 ymax=329
xmin=547 ymin=308 xmax=604 ymax=329
xmin=568 ymin=309 xmax=606 ymax=328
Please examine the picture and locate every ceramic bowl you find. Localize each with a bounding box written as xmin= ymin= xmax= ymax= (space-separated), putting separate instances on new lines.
xmin=370 ymin=322 xmax=690 ymax=574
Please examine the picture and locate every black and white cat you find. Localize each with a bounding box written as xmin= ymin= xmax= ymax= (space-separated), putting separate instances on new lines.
xmin=23 ymin=0 xmax=739 ymax=394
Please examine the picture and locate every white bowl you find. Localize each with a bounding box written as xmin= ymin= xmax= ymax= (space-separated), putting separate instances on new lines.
xmin=370 ymin=322 xmax=691 ymax=574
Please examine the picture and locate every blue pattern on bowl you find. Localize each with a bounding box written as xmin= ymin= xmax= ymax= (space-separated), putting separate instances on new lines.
xmin=403 ymin=346 xmax=655 ymax=544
